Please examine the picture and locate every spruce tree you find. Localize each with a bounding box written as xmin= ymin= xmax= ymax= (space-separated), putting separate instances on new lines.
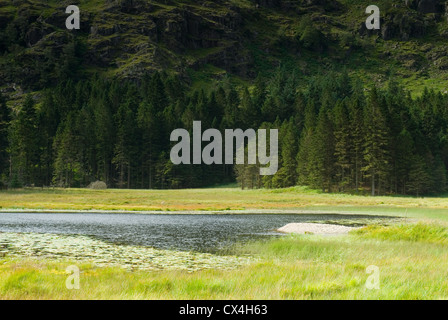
xmin=333 ymin=99 xmax=351 ymax=191
xmin=313 ymin=105 xmax=335 ymax=192
xmin=296 ymin=101 xmax=317 ymax=186
xmin=53 ymin=113 xmax=83 ymax=187
xmin=0 ymin=92 xmax=10 ymax=184
xmin=113 ymin=101 xmax=136 ymax=189
xmin=407 ymin=154 xmax=431 ymax=197
xmin=395 ymin=129 xmax=414 ymax=194
xmin=240 ymin=87 xmax=259 ymax=129
xmin=222 ymin=86 xmax=239 ymax=128
xmin=348 ymin=80 xmax=366 ymax=192
xmin=14 ymin=95 xmax=39 ymax=186
xmin=94 ymin=98 xmax=114 ymax=185
xmin=430 ymin=155 xmax=447 ymax=194
xmin=362 ymin=88 xmax=390 ymax=196
xmin=272 ymin=119 xmax=298 ymax=188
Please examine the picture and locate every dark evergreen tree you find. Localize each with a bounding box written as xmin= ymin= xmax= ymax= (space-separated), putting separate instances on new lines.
xmin=240 ymin=87 xmax=259 ymax=129
xmin=53 ymin=112 xmax=84 ymax=187
xmin=407 ymin=154 xmax=431 ymax=197
xmin=113 ymin=101 xmax=137 ymax=189
xmin=0 ymin=92 xmax=10 ymax=186
xmin=271 ymin=119 xmax=298 ymax=188
xmin=333 ymin=99 xmax=351 ymax=191
xmin=362 ymin=88 xmax=390 ymax=196
xmin=13 ymin=95 xmax=39 ymax=185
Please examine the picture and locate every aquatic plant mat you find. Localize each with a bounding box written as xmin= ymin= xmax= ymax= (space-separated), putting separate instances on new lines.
xmin=0 ymin=232 xmax=252 ymax=272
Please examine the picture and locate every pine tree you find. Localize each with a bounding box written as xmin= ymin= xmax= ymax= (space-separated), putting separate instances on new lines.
xmin=55 ymin=37 xmax=82 ymax=82
xmin=362 ymin=88 xmax=390 ymax=196
xmin=0 ymin=91 xmax=10 ymax=184
xmin=195 ymin=90 xmax=210 ymax=127
xmin=313 ymin=106 xmax=335 ymax=192
xmin=147 ymin=71 xmax=168 ymax=114
xmin=140 ymin=72 xmax=169 ymax=189
xmin=261 ymin=96 xmax=277 ymax=124
xmin=113 ymin=101 xmax=136 ymax=189
xmin=348 ymin=82 xmax=366 ymax=192
xmin=77 ymin=103 xmax=98 ymax=185
xmin=37 ymin=91 xmax=60 ymax=186
xmin=333 ymin=99 xmax=351 ymax=191
xmin=253 ymin=75 xmax=266 ymax=111
xmin=164 ymin=75 xmax=185 ymax=104
xmin=138 ymin=101 xmax=155 ymax=188
xmin=208 ymin=91 xmax=223 ymax=130
xmin=215 ymin=87 xmax=227 ymax=131
xmin=395 ymin=129 xmax=414 ymax=194
xmin=297 ymin=102 xmax=334 ymax=191
xmin=222 ymin=86 xmax=239 ymax=128
xmin=297 ymin=101 xmax=317 ymax=186
xmin=271 ymin=119 xmax=298 ymax=188
xmin=14 ymin=95 xmax=39 ymax=185
xmin=240 ymin=87 xmax=259 ymax=129
xmin=94 ymin=98 xmax=114 ymax=185
xmin=53 ymin=113 xmax=83 ymax=187
xmin=430 ymin=155 xmax=447 ymax=194
xmin=407 ymin=154 xmax=431 ymax=197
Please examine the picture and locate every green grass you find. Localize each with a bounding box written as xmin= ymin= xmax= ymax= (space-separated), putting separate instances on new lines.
xmin=352 ymin=222 xmax=448 ymax=244
xmin=1 ymin=186 xmax=448 ymax=221
xmin=2 ymin=223 xmax=448 ymax=299
xmin=1 ymin=187 xmax=448 ymax=299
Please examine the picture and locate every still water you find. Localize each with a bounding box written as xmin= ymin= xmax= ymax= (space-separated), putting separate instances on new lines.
xmin=0 ymin=212 xmax=389 ymax=253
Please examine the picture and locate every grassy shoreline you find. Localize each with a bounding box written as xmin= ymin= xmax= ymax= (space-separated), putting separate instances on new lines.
xmin=2 ymin=223 xmax=448 ymax=299
xmin=1 ymin=186 xmax=448 ymax=221
xmin=1 ymin=187 xmax=448 ymax=299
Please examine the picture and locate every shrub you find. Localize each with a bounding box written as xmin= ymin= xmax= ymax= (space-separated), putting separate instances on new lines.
xmin=88 ymin=181 xmax=107 ymax=189
xmin=9 ymin=174 xmax=22 ymax=189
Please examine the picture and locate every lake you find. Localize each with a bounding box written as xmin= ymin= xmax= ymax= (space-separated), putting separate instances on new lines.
xmin=0 ymin=212 xmax=394 ymax=253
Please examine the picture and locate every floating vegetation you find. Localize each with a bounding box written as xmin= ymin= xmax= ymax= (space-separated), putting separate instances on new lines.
xmin=0 ymin=232 xmax=253 ymax=272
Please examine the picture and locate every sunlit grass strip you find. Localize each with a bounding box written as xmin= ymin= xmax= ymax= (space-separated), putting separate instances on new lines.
xmin=1 ymin=187 xmax=448 ymax=220
xmin=352 ymin=222 xmax=448 ymax=244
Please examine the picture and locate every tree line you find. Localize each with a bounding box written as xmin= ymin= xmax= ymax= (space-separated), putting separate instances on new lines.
xmin=0 ymin=68 xmax=447 ymax=195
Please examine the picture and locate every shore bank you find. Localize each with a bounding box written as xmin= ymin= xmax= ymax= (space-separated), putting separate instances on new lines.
xmin=277 ymin=223 xmax=360 ymax=235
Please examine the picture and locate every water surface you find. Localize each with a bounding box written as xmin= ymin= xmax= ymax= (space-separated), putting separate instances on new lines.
xmin=0 ymin=212 xmax=392 ymax=253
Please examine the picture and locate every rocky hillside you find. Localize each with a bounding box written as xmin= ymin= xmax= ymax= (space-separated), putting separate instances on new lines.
xmin=2 ymin=0 xmax=448 ymax=94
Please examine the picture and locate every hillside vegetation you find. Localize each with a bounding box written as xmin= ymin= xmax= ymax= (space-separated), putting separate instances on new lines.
xmin=1 ymin=1 xmax=448 ymax=194
xmin=2 ymin=0 xmax=448 ymax=90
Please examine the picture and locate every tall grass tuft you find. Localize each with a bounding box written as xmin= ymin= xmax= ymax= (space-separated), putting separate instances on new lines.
xmin=352 ymin=222 xmax=448 ymax=244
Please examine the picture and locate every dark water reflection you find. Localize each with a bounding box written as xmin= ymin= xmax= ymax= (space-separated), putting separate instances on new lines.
xmin=0 ymin=212 xmax=393 ymax=253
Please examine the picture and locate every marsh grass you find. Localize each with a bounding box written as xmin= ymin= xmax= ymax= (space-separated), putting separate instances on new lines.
xmin=1 ymin=188 xmax=447 ymax=299
xmin=2 ymin=223 xmax=448 ymax=299
xmin=352 ymin=222 xmax=448 ymax=244
xmin=1 ymin=187 xmax=448 ymax=222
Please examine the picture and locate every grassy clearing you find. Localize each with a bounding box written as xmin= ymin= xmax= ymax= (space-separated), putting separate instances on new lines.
xmin=1 ymin=223 xmax=448 ymax=299
xmin=0 ymin=187 xmax=447 ymax=221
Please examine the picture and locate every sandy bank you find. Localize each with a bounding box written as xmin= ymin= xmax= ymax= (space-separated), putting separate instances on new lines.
xmin=277 ymin=223 xmax=360 ymax=235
